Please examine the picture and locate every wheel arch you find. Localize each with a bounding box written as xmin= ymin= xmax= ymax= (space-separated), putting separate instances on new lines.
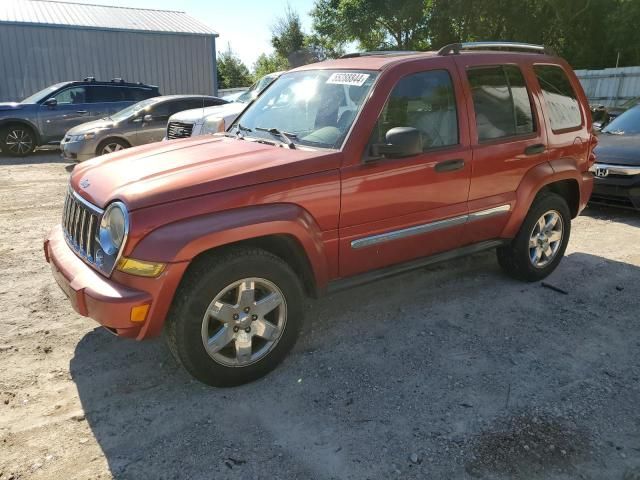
xmin=0 ymin=119 xmax=41 ymax=146
xmin=96 ymin=136 xmax=131 ymax=155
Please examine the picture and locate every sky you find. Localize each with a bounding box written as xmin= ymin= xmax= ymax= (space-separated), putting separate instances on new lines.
xmin=68 ymin=0 xmax=318 ymax=68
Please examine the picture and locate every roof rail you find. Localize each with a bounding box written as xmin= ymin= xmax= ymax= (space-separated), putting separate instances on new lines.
xmin=83 ymin=76 xmax=96 ymax=82
xmin=340 ymin=50 xmax=419 ymax=59
xmin=438 ymin=42 xmax=555 ymax=56
xmin=111 ymin=77 xmax=125 ymax=83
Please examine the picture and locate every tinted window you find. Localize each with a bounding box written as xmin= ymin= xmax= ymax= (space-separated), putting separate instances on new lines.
xmin=371 ymin=70 xmax=458 ymax=151
xmin=534 ymin=65 xmax=582 ymax=131
xmin=148 ymin=102 xmax=171 ymax=119
xmin=126 ymin=88 xmax=157 ymax=101
xmin=86 ymin=86 xmax=126 ymax=103
xmin=467 ymin=66 xmax=535 ymax=142
xmin=54 ymin=87 xmax=86 ymax=104
xmin=177 ymin=98 xmax=223 ymax=112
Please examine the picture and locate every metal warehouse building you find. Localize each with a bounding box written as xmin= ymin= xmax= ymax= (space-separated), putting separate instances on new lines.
xmin=0 ymin=0 xmax=218 ymax=102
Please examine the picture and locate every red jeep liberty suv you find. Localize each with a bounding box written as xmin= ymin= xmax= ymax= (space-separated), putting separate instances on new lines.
xmin=45 ymin=42 xmax=595 ymax=386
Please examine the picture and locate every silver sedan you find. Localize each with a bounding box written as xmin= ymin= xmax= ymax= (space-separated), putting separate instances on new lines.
xmin=60 ymin=95 xmax=226 ymax=161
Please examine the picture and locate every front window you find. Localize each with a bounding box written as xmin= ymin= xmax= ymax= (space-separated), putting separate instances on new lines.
xmin=109 ymin=97 xmax=161 ymax=122
xmin=602 ymin=105 xmax=640 ymax=135
xmin=20 ymin=83 xmax=68 ymax=104
xmin=231 ymin=70 xmax=378 ymax=149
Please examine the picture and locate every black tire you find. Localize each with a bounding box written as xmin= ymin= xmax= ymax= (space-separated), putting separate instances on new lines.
xmin=1 ymin=124 xmax=36 ymax=157
xmin=497 ymin=192 xmax=571 ymax=282
xmin=165 ymin=247 xmax=305 ymax=387
xmin=96 ymin=138 xmax=129 ymax=156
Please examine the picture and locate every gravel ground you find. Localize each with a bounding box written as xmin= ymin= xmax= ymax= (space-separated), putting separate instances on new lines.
xmin=1 ymin=151 xmax=639 ymax=480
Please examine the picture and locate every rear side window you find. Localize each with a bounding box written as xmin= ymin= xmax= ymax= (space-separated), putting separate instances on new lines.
xmin=467 ymin=66 xmax=535 ymax=142
xmin=126 ymin=88 xmax=157 ymax=101
xmin=370 ymin=70 xmax=459 ymax=151
xmin=534 ymin=65 xmax=582 ymax=131
xmin=86 ymin=86 xmax=126 ymax=103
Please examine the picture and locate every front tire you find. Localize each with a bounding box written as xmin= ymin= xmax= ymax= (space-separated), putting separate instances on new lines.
xmin=1 ymin=125 xmax=36 ymax=157
xmin=165 ymin=248 xmax=305 ymax=387
xmin=96 ymin=138 xmax=129 ymax=156
xmin=497 ymin=192 xmax=571 ymax=282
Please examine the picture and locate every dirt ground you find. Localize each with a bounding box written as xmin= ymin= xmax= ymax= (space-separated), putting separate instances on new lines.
xmin=1 ymin=151 xmax=639 ymax=480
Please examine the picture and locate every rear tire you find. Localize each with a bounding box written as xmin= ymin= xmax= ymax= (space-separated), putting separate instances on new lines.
xmin=165 ymin=247 xmax=305 ymax=387
xmin=96 ymin=138 xmax=129 ymax=156
xmin=497 ymin=192 xmax=571 ymax=282
xmin=1 ymin=124 xmax=36 ymax=157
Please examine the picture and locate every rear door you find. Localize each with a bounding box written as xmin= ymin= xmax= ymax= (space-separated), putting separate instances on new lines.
xmin=454 ymin=57 xmax=548 ymax=243
xmin=339 ymin=59 xmax=473 ymax=278
xmin=86 ymin=86 xmax=129 ymax=118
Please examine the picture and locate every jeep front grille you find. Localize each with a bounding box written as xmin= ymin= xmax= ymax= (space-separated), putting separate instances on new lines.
xmin=167 ymin=121 xmax=194 ymax=139
xmin=61 ymin=189 xmax=103 ymax=265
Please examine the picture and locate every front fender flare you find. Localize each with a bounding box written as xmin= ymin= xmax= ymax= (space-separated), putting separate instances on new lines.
xmin=130 ymin=203 xmax=330 ymax=290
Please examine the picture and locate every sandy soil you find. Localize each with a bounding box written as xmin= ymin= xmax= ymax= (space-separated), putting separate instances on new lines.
xmin=1 ymin=151 xmax=639 ymax=480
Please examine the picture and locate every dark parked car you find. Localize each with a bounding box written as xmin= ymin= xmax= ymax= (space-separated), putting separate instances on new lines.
xmin=590 ymin=105 xmax=640 ymax=209
xmin=61 ymin=95 xmax=227 ymax=162
xmin=0 ymin=78 xmax=160 ymax=157
xmin=592 ymin=96 xmax=640 ymax=131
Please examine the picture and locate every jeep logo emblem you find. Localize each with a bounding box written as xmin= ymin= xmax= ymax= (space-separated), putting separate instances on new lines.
xmin=594 ymin=167 xmax=609 ymax=178
xmin=79 ymin=178 xmax=90 ymax=188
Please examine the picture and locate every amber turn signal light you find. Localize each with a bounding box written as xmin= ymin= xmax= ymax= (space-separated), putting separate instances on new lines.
xmin=117 ymin=257 xmax=166 ymax=277
xmin=130 ymin=304 xmax=150 ymax=323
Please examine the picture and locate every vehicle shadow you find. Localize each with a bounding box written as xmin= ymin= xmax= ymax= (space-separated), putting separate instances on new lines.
xmin=70 ymin=251 xmax=640 ymax=479
xmin=582 ymin=204 xmax=640 ymax=227
xmin=0 ymin=147 xmax=70 ymax=165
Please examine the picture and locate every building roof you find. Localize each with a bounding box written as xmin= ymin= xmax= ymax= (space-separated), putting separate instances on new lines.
xmin=0 ymin=0 xmax=217 ymax=36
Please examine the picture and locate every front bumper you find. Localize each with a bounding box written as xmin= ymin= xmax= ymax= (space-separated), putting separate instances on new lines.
xmin=589 ymin=164 xmax=640 ymax=210
xmin=44 ymin=225 xmax=188 ymax=339
xmin=60 ymin=137 xmax=96 ymax=162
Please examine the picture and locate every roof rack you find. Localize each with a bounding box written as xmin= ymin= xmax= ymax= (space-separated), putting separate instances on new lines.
xmin=83 ymin=76 xmax=96 ymax=82
xmin=340 ymin=50 xmax=419 ymax=59
xmin=111 ymin=78 xmax=125 ymax=83
xmin=438 ymin=42 xmax=555 ymax=56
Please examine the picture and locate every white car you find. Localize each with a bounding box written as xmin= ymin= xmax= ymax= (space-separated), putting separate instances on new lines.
xmin=165 ymin=72 xmax=283 ymax=140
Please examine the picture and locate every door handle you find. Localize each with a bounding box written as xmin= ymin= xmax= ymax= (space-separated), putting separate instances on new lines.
xmin=76 ymin=110 xmax=88 ymax=114
xmin=524 ymin=144 xmax=545 ymax=155
xmin=435 ymin=158 xmax=465 ymax=173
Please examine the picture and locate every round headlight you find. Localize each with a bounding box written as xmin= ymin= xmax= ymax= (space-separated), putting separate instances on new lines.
xmin=99 ymin=202 xmax=129 ymax=255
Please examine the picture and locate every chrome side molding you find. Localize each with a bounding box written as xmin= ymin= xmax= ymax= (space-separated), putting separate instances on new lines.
xmin=350 ymin=204 xmax=511 ymax=249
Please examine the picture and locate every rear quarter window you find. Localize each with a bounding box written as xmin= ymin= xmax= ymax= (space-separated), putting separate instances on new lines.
xmin=533 ymin=65 xmax=582 ymax=132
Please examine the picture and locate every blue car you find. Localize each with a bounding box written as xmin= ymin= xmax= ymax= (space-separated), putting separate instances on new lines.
xmin=0 ymin=78 xmax=160 ymax=157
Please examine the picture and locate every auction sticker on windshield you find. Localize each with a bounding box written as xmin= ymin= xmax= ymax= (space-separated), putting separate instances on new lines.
xmin=326 ymin=72 xmax=370 ymax=86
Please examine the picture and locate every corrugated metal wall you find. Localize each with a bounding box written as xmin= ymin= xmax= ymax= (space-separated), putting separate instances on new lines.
xmin=575 ymin=66 xmax=640 ymax=107
xmin=0 ymin=24 xmax=217 ymax=101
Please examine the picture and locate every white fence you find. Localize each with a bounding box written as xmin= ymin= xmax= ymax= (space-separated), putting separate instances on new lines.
xmin=575 ymin=66 xmax=640 ymax=107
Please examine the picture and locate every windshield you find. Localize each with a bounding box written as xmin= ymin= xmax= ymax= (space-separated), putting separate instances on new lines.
xmin=110 ymin=97 xmax=161 ymax=122
xmin=602 ymin=105 xmax=640 ymax=135
xmin=236 ymin=73 xmax=280 ymax=104
xmin=20 ymin=83 xmax=68 ymax=104
xmin=230 ymin=70 xmax=378 ymax=149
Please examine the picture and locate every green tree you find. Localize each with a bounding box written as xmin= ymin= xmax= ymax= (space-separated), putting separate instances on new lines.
xmin=217 ymin=44 xmax=252 ymax=89
xmin=311 ymin=0 xmax=430 ymax=51
xmin=252 ymin=53 xmax=289 ymax=82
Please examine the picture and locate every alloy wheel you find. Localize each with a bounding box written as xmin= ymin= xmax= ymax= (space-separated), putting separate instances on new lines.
xmin=201 ymin=278 xmax=287 ymax=367
xmin=101 ymin=142 xmax=124 ymax=154
xmin=528 ymin=210 xmax=564 ymax=268
xmin=5 ymin=128 xmax=34 ymax=155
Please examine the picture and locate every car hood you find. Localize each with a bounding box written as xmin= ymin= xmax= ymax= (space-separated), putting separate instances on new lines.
xmin=594 ymin=133 xmax=640 ymax=166
xmin=0 ymin=102 xmax=24 ymax=112
xmin=169 ymin=102 xmax=245 ymax=123
xmin=71 ymin=135 xmax=338 ymax=210
xmin=66 ymin=118 xmax=115 ymax=135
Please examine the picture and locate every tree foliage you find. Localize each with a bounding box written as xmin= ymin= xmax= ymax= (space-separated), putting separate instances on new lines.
xmin=311 ymin=0 xmax=640 ymax=68
xmin=252 ymin=53 xmax=289 ymax=82
xmin=217 ymin=44 xmax=252 ymax=89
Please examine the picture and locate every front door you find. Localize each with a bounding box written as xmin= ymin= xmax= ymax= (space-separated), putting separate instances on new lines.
xmin=38 ymin=86 xmax=92 ymax=142
xmin=339 ymin=63 xmax=472 ymax=278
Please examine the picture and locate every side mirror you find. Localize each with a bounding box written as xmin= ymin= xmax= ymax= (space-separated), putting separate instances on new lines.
xmin=44 ymin=97 xmax=57 ymax=108
xmin=143 ymin=114 xmax=153 ymax=123
xmin=370 ymin=127 xmax=422 ymax=160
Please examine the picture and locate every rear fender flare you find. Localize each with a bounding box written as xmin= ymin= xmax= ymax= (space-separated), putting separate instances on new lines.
xmin=501 ymin=159 xmax=584 ymax=238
